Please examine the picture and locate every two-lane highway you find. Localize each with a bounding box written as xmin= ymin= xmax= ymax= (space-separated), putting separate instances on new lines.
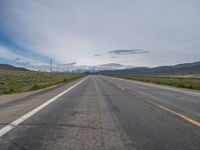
xmin=0 ymin=75 xmax=200 ymax=150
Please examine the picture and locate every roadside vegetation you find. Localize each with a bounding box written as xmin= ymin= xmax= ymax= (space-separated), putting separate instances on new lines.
xmin=0 ymin=70 xmax=83 ymax=95
xmin=114 ymin=75 xmax=200 ymax=91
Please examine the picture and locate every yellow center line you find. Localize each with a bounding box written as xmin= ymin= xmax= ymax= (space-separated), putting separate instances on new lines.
xmin=147 ymin=100 xmax=200 ymax=127
xmin=108 ymin=80 xmax=200 ymax=127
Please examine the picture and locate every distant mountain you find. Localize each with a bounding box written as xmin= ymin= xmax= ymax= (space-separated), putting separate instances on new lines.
xmin=97 ymin=61 xmax=200 ymax=75
xmin=0 ymin=64 xmax=28 ymax=71
xmin=68 ymin=63 xmax=133 ymax=73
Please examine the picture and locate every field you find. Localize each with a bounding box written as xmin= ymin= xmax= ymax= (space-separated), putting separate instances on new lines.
xmin=0 ymin=70 xmax=83 ymax=95
xmin=115 ymin=75 xmax=200 ymax=91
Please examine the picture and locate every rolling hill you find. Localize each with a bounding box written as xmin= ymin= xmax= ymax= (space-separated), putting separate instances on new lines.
xmin=0 ymin=64 xmax=28 ymax=71
xmin=97 ymin=61 xmax=200 ymax=75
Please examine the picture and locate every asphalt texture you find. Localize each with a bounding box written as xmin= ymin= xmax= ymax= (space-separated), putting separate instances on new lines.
xmin=0 ymin=75 xmax=199 ymax=150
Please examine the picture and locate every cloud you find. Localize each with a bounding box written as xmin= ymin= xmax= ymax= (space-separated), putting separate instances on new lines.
xmin=14 ymin=57 xmax=54 ymax=72
xmin=111 ymin=56 xmax=119 ymax=58
xmin=15 ymin=58 xmax=47 ymax=67
xmin=0 ymin=45 xmax=50 ymax=70
xmin=57 ymin=62 xmax=76 ymax=67
xmin=0 ymin=45 xmax=20 ymax=59
xmin=67 ymin=62 xmax=77 ymax=66
xmin=108 ymin=49 xmax=150 ymax=55
xmin=0 ymin=0 xmax=200 ymax=67
xmin=94 ymin=54 xmax=100 ymax=56
xmin=15 ymin=58 xmax=31 ymax=66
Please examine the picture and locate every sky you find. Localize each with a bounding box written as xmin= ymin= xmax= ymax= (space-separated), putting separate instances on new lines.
xmin=0 ymin=0 xmax=200 ymax=70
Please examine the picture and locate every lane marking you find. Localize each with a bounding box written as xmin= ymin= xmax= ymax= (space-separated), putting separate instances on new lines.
xmin=146 ymin=100 xmax=200 ymax=127
xmin=108 ymin=76 xmax=200 ymax=96
xmin=0 ymin=77 xmax=88 ymax=137
xmin=103 ymin=76 xmax=200 ymax=128
xmin=118 ymin=86 xmax=125 ymax=90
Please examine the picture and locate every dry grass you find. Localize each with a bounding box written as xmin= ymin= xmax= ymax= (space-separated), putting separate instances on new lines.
xmin=0 ymin=70 xmax=83 ymax=95
xmin=115 ymin=75 xmax=200 ymax=90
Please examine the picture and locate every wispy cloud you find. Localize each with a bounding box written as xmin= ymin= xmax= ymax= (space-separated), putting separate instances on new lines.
xmin=108 ymin=49 xmax=150 ymax=55
xmin=15 ymin=58 xmax=48 ymax=67
xmin=0 ymin=46 xmax=20 ymax=59
xmin=111 ymin=56 xmax=119 ymax=58
xmin=57 ymin=62 xmax=76 ymax=67
xmin=94 ymin=54 xmax=100 ymax=56
xmin=15 ymin=58 xmax=31 ymax=66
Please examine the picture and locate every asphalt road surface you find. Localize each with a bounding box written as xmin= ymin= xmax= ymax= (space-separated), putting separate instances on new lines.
xmin=0 ymin=75 xmax=200 ymax=150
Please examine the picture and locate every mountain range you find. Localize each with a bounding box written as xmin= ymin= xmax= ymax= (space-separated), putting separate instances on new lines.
xmin=96 ymin=61 xmax=200 ymax=75
xmin=1 ymin=61 xmax=200 ymax=75
xmin=0 ymin=63 xmax=133 ymax=73
xmin=68 ymin=63 xmax=133 ymax=73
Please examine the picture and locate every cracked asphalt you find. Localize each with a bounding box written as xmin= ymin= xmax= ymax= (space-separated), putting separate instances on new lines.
xmin=0 ymin=75 xmax=200 ymax=150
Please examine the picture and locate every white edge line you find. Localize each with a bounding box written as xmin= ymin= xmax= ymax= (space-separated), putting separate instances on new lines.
xmin=0 ymin=77 xmax=88 ymax=137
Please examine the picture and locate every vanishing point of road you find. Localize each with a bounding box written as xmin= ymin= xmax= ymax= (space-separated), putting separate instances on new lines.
xmin=0 ymin=75 xmax=200 ymax=150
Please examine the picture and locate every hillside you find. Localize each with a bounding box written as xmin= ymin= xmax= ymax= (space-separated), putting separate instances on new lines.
xmin=0 ymin=64 xmax=28 ymax=71
xmin=97 ymin=61 xmax=200 ymax=75
xmin=0 ymin=68 xmax=82 ymax=95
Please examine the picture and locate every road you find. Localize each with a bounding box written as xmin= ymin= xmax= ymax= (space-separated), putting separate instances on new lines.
xmin=0 ymin=75 xmax=200 ymax=150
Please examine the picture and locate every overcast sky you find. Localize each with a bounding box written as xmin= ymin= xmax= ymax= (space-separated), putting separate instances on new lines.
xmin=0 ymin=0 xmax=200 ymax=68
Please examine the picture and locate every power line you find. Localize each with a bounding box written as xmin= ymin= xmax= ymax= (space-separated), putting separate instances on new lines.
xmin=50 ymin=58 xmax=52 ymax=72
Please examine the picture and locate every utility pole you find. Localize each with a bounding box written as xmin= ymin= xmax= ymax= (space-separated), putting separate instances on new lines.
xmin=66 ymin=65 xmax=69 ymax=73
xmin=50 ymin=58 xmax=52 ymax=72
